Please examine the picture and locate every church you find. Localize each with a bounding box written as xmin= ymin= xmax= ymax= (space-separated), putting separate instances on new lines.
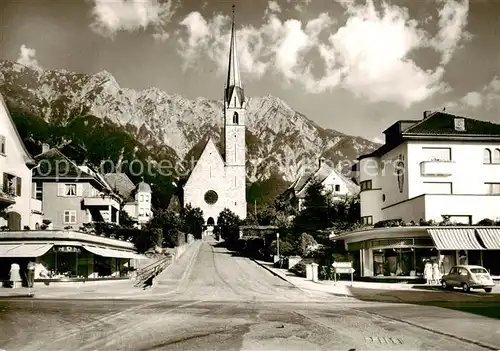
xmin=182 ymin=7 xmax=247 ymax=226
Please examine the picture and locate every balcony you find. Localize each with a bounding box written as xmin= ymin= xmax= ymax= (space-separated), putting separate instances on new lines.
xmin=420 ymin=160 xmax=454 ymax=176
xmin=0 ymin=187 xmax=16 ymax=208
xmin=30 ymin=198 xmax=43 ymax=214
xmin=83 ymin=195 xmax=120 ymax=210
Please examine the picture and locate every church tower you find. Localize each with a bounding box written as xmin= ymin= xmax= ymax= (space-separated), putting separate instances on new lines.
xmin=224 ymin=5 xmax=247 ymax=219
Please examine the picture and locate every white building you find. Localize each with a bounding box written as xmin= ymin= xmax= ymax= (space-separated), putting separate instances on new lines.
xmin=335 ymin=111 xmax=500 ymax=279
xmin=0 ymin=93 xmax=43 ymax=230
xmin=182 ymin=8 xmax=247 ymax=225
xmin=282 ymin=157 xmax=359 ymax=211
xmin=359 ymin=110 xmax=500 ymax=226
xmin=104 ymin=173 xmax=153 ymax=229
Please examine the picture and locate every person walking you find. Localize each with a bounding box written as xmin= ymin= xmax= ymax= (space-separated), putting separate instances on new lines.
xmin=9 ymin=262 xmax=22 ymax=289
xmin=424 ymin=260 xmax=433 ymax=285
xmin=432 ymin=261 xmax=441 ymax=285
xmin=26 ymin=261 xmax=36 ymax=288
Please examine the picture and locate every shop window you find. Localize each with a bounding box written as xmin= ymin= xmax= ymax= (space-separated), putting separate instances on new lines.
xmin=494 ymin=149 xmax=500 ymax=163
xmin=373 ymin=248 xmax=416 ymax=277
xmin=485 ymin=183 xmax=500 ymax=195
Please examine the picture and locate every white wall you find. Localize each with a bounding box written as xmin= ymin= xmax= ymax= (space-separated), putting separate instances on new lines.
xmin=360 ymin=139 xmax=500 ymax=224
xmin=0 ymin=99 xmax=34 ymax=229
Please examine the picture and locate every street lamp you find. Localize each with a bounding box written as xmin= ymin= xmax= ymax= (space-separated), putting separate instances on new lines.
xmin=276 ymin=232 xmax=280 ymax=259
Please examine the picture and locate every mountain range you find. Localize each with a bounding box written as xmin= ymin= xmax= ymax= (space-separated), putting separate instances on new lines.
xmin=0 ymin=60 xmax=379 ymax=205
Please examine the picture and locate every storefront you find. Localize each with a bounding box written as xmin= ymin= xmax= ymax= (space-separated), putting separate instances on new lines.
xmin=335 ymin=226 xmax=500 ymax=280
xmin=0 ymin=230 xmax=147 ymax=286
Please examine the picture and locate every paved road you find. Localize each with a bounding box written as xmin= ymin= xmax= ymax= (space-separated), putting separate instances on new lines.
xmin=0 ymin=239 xmax=498 ymax=350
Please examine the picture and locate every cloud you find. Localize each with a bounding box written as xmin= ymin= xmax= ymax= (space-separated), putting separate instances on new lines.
xmin=89 ymin=0 xmax=176 ymax=40
xmin=458 ymin=77 xmax=500 ymax=109
xmin=265 ymin=1 xmax=281 ymax=15
xmin=432 ymin=0 xmax=470 ymax=65
xmin=17 ymin=45 xmax=42 ymax=70
xmin=176 ymin=0 xmax=469 ymax=107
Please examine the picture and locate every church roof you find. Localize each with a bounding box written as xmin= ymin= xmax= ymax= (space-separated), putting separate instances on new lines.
xmin=183 ymin=137 xmax=225 ymax=186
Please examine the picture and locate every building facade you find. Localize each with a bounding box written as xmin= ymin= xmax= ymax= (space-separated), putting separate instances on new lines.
xmin=32 ymin=146 xmax=121 ymax=230
xmin=182 ymin=8 xmax=247 ymax=224
xmin=281 ymin=158 xmax=359 ymax=212
xmin=359 ymin=111 xmax=500 ymax=226
xmin=0 ymin=93 xmax=42 ymax=230
xmin=337 ymin=111 xmax=500 ymax=279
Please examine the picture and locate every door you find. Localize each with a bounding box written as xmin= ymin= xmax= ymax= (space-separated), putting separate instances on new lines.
xmin=447 ymin=267 xmax=458 ymax=287
xmin=7 ymin=211 xmax=21 ymax=230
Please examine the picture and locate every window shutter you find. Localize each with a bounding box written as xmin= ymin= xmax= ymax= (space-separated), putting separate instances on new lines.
xmin=76 ymin=183 xmax=83 ymax=196
xmin=3 ymin=173 xmax=8 ymax=192
xmin=16 ymin=177 xmax=22 ymax=196
xmin=58 ymin=183 xmax=65 ymax=196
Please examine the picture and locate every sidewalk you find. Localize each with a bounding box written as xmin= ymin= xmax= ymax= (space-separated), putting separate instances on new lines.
xmin=252 ymin=259 xmax=500 ymax=302
xmin=0 ymin=241 xmax=202 ymax=300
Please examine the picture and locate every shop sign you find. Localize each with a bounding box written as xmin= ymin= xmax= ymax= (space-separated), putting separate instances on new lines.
xmin=55 ymin=246 xmax=81 ymax=253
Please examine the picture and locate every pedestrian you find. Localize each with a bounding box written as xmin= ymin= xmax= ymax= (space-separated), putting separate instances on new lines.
xmin=9 ymin=262 xmax=22 ymax=289
xmin=424 ymin=260 xmax=433 ymax=285
xmin=26 ymin=261 xmax=36 ymax=288
xmin=432 ymin=261 xmax=441 ymax=285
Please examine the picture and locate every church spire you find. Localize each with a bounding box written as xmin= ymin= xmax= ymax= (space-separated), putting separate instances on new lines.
xmin=225 ymin=5 xmax=244 ymax=105
xmin=227 ymin=5 xmax=241 ymax=89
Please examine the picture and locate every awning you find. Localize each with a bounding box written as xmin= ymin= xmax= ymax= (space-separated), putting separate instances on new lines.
xmin=82 ymin=245 xmax=147 ymax=260
xmin=427 ymin=228 xmax=484 ymax=250
xmin=0 ymin=243 xmax=54 ymax=258
xmin=475 ymin=228 xmax=500 ymax=249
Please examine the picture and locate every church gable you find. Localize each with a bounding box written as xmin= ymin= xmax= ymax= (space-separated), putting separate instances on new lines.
xmin=184 ymin=138 xmax=225 ymax=189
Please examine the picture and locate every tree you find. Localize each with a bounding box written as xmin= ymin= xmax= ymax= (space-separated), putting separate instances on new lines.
xmin=216 ymin=208 xmax=242 ymax=243
xmin=293 ymin=178 xmax=330 ymax=234
xmin=181 ymin=205 xmax=204 ymax=239
xmin=119 ymin=209 xmax=136 ymax=229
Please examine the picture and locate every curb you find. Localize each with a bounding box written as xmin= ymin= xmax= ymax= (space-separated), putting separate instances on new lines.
xmin=0 ymin=293 xmax=34 ymax=298
xmin=250 ymin=258 xmax=302 ymax=289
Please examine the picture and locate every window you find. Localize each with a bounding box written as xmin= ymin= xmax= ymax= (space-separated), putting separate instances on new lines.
xmin=382 ymin=194 xmax=386 ymax=201
xmin=65 ymin=184 xmax=76 ymax=196
xmin=2 ymin=173 xmax=21 ymax=196
xmin=494 ymin=149 xmax=500 ymax=163
xmin=361 ymin=216 xmax=373 ymax=225
xmin=64 ymin=210 xmax=76 ymax=224
xmin=485 ymin=183 xmax=500 ymax=194
xmin=0 ymin=135 xmax=5 ymax=154
xmin=233 ymin=112 xmax=239 ymax=124
xmin=360 ymin=180 xmax=372 ymax=191
xmin=484 ymin=148 xmax=492 ymax=164
xmin=144 ymin=194 xmax=149 ymax=202
xmin=422 ymin=147 xmax=451 ymax=161
xmin=33 ymin=182 xmax=43 ymax=200
xmin=139 ymin=208 xmax=145 ymax=216
xmin=140 ymin=194 xmax=144 ymax=202
xmin=423 ymin=182 xmax=452 ymax=194
xmin=334 ymin=184 xmax=340 ymax=192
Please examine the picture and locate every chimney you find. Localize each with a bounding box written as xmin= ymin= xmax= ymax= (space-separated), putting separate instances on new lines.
xmin=42 ymin=143 xmax=50 ymax=153
xmin=423 ymin=110 xmax=433 ymax=119
xmin=318 ymin=157 xmax=325 ymax=168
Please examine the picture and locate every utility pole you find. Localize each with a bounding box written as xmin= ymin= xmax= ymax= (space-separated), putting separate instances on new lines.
xmin=254 ymin=200 xmax=257 ymax=218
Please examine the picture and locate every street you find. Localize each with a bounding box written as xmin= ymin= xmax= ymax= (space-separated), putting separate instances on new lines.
xmin=1 ymin=239 xmax=499 ymax=350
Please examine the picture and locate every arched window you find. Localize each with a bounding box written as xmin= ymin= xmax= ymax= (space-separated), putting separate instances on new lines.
xmin=233 ymin=112 xmax=239 ymax=124
xmin=484 ymin=148 xmax=492 ymax=164
xmin=494 ymin=149 xmax=500 ymax=163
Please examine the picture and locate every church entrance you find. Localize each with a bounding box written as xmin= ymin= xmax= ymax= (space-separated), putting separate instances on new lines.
xmin=207 ymin=217 xmax=215 ymax=226
xmin=203 ymin=217 xmax=215 ymax=239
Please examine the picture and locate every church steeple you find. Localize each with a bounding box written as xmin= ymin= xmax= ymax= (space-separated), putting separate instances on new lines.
xmin=225 ymin=4 xmax=244 ymax=107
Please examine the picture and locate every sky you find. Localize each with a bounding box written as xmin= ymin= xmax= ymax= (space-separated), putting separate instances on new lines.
xmin=0 ymin=0 xmax=499 ymax=143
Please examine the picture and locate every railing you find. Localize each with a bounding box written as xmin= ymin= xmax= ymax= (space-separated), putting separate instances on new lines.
xmin=134 ymin=255 xmax=173 ymax=288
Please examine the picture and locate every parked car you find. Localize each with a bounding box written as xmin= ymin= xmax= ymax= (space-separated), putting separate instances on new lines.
xmin=441 ymin=265 xmax=495 ymax=293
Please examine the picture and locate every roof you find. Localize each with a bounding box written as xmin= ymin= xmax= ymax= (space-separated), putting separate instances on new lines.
xmin=104 ymin=173 xmax=135 ymax=200
xmin=33 ymin=148 xmax=93 ymax=179
xmin=0 ymin=93 xmax=36 ymax=167
xmin=359 ymin=111 xmax=500 ymax=160
xmin=295 ymin=162 xmax=359 ymax=198
xmin=184 ymin=137 xmax=225 ymax=184
xmin=137 ymin=181 xmax=152 ymax=193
